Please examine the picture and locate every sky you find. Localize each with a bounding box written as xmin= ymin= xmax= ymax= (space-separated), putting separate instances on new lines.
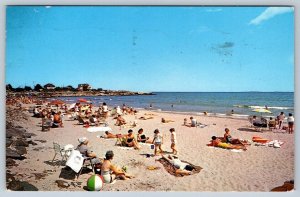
xmin=6 ymin=6 xmax=294 ymax=92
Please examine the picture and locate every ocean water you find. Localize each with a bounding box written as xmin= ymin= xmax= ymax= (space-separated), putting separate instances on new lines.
xmin=58 ymin=92 xmax=294 ymax=117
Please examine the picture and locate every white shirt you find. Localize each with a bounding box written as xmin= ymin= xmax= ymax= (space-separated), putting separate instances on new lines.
xmin=170 ymin=158 xmax=187 ymax=170
xmin=103 ymin=105 xmax=108 ymax=112
xmin=287 ymin=116 xmax=294 ymax=123
xmin=154 ymin=133 xmax=162 ymax=143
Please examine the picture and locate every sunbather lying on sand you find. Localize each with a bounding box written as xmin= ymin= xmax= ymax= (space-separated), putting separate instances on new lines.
xmin=162 ymin=155 xmax=194 ymax=175
xmin=139 ymin=116 xmax=154 ymax=120
xmin=144 ymin=113 xmax=156 ymax=116
xmin=208 ymin=136 xmax=247 ymax=150
xmin=100 ymin=131 xmax=122 ymax=139
xmin=101 ymin=151 xmax=134 ymax=183
xmin=161 ymin=118 xmax=174 ymax=123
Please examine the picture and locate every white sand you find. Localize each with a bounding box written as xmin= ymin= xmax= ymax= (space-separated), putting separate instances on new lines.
xmin=7 ymin=106 xmax=294 ymax=191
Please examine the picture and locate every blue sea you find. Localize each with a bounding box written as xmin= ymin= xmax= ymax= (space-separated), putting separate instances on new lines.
xmin=58 ymin=92 xmax=294 ymax=118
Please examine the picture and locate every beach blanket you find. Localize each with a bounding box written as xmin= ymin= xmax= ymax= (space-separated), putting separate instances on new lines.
xmin=157 ymin=157 xmax=202 ymax=177
xmin=87 ymin=126 xmax=112 ymax=133
xmin=207 ymin=146 xmax=243 ymax=152
xmin=118 ymin=147 xmax=134 ymax=150
xmin=254 ymin=140 xmax=284 ymax=148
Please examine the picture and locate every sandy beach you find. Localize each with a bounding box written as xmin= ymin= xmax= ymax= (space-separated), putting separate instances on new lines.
xmin=5 ymin=103 xmax=294 ymax=192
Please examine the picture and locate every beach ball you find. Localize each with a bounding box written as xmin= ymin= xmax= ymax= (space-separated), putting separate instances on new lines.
xmin=87 ymin=174 xmax=103 ymax=191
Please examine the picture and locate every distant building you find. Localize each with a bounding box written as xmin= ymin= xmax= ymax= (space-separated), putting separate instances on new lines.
xmin=44 ymin=83 xmax=55 ymax=90
xmin=77 ymin=84 xmax=91 ymax=91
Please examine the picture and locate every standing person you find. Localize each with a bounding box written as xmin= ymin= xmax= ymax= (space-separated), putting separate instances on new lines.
xmin=102 ymin=102 xmax=109 ymax=118
xmin=278 ymin=112 xmax=285 ymax=129
xmin=287 ymin=113 xmax=294 ymax=134
xmin=152 ymin=129 xmax=164 ymax=156
xmin=170 ymin=128 xmax=178 ymax=155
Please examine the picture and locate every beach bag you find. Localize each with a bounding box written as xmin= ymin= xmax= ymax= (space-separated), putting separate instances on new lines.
xmin=66 ymin=150 xmax=84 ymax=173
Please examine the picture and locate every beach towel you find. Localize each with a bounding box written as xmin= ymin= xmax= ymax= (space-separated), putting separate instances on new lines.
xmin=65 ymin=150 xmax=84 ymax=173
xmin=207 ymin=146 xmax=244 ymax=153
xmin=87 ymin=126 xmax=112 ymax=133
xmin=118 ymin=147 xmax=134 ymax=150
xmin=157 ymin=157 xmax=202 ymax=177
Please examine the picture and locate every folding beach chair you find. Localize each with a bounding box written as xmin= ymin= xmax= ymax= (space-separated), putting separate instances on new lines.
xmin=52 ymin=142 xmax=69 ymax=165
xmin=115 ymin=135 xmax=126 ymax=146
xmin=77 ymin=116 xmax=86 ymax=125
xmin=42 ymin=118 xmax=52 ymax=131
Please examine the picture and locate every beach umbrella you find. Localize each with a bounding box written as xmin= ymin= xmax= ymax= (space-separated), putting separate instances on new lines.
xmin=252 ymin=108 xmax=272 ymax=116
xmin=78 ymin=98 xmax=88 ymax=103
xmin=49 ymin=100 xmax=65 ymax=105
xmin=68 ymin=103 xmax=76 ymax=110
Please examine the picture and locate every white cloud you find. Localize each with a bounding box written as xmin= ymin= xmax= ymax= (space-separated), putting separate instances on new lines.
xmin=45 ymin=6 xmax=52 ymax=9
xmin=206 ymin=8 xmax=222 ymax=13
xmin=249 ymin=7 xmax=294 ymax=25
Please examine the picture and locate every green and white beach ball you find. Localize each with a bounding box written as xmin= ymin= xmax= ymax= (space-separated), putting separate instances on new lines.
xmin=87 ymin=174 xmax=104 ymax=191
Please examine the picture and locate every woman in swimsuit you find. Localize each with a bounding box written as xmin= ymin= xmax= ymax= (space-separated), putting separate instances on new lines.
xmin=101 ymin=151 xmax=134 ymax=183
xmin=223 ymin=128 xmax=245 ymax=145
xmin=125 ymin=129 xmax=140 ymax=149
xmin=137 ymin=128 xmax=152 ymax=143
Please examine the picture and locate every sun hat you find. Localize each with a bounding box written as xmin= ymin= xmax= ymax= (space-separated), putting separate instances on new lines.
xmin=78 ymin=137 xmax=88 ymax=143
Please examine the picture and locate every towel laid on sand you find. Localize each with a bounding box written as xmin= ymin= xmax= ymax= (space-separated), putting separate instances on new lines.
xmin=157 ymin=157 xmax=202 ymax=177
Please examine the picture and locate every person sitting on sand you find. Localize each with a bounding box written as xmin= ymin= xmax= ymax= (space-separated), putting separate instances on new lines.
xmin=208 ymin=136 xmax=246 ymax=150
xmin=183 ymin=118 xmax=187 ymax=126
xmin=223 ymin=128 xmax=247 ymax=146
xmin=161 ymin=118 xmax=174 ymax=123
xmin=115 ymin=115 xmax=126 ymax=126
xmin=152 ymin=129 xmax=164 ymax=155
xmin=252 ymin=116 xmax=267 ymax=128
xmin=77 ymin=137 xmax=97 ymax=158
xmin=125 ymin=130 xmax=140 ymax=149
xmin=184 ymin=117 xmax=197 ymax=127
xmin=137 ymin=128 xmax=152 ymax=143
xmin=53 ymin=111 xmax=63 ymax=127
xmin=268 ymin=117 xmax=277 ymax=130
xmin=101 ymin=150 xmax=134 ymax=183
xmin=162 ymin=155 xmax=194 ymax=175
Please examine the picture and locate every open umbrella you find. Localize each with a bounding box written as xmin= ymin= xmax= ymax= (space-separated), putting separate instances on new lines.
xmin=49 ymin=100 xmax=65 ymax=105
xmin=252 ymin=108 xmax=272 ymax=117
xmin=68 ymin=103 xmax=76 ymax=110
xmin=78 ymin=98 xmax=88 ymax=103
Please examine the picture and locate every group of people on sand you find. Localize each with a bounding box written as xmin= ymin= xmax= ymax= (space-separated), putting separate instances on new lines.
xmin=32 ymin=105 xmax=64 ymax=129
xmin=208 ymin=128 xmax=249 ymax=151
xmin=76 ymin=137 xmax=134 ymax=184
xmin=102 ymin=127 xmax=178 ymax=155
xmin=251 ymin=111 xmax=294 ymax=134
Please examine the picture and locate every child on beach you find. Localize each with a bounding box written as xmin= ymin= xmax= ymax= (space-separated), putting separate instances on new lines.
xmin=287 ymin=113 xmax=294 ymax=134
xmin=170 ymin=128 xmax=178 ymax=155
xmin=152 ymin=129 xmax=164 ymax=156
xmin=278 ymin=112 xmax=285 ymax=129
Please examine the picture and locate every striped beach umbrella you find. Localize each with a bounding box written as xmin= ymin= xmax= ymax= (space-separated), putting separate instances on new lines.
xmin=87 ymin=174 xmax=104 ymax=191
